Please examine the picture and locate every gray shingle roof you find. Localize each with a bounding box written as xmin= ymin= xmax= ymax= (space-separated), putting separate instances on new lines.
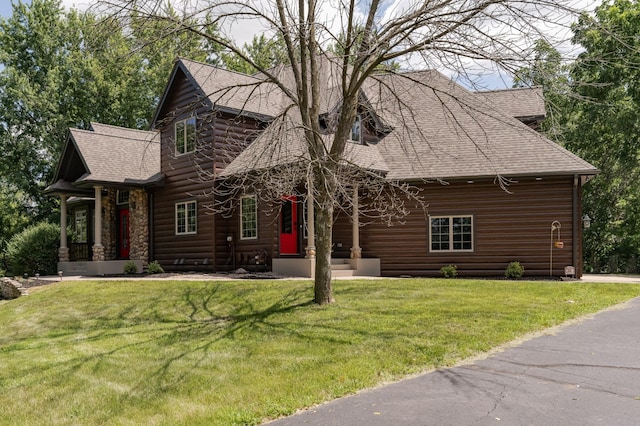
xmin=179 ymin=58 xmax=285 ymax=118
xmin=72 ymin=123 xmax=160 ymax=185
xmin=219 ymin=60 xmax=596 ymax=181
xmin=476 ymin=87 xmax=546 ymax=119
xmin=219 ymin=114 xmax=389 ymax=177
xmin=363 ymin=72 xmax=596 ymax=180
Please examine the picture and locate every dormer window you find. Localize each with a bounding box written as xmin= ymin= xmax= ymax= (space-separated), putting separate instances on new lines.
xmin=175 ymin=117 xmax=196 ymax=155
xmin=350 ymin=115 xmax=362 ymax=144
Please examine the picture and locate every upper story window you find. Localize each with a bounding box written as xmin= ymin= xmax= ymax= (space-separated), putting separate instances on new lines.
xmin=350 ymin=115 xmax=362 ymax=144
xmin=175 ymin=200 xmax=197 ymax=235
xmin=429 ymin=215 xmax=473 ymax=252
xmin=240 ymin=195 xmax=258 ymax=239
xmin=175 ymin=117 xmax=196 ymax=155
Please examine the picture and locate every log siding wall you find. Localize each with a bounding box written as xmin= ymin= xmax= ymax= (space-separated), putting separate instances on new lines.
xmin=148 ymin=67 xmax=586 ymax=277
xmin=151 ymin=68 xmax=265 ymax=271
xmin=346 ymin=177 xmax=581 ymax=277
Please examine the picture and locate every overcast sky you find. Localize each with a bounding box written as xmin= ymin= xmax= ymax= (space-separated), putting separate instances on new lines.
xmin=1 ymin=0 xmax=602 ymax=90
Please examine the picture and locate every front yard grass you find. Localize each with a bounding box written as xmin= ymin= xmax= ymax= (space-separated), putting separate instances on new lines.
xmin=1 ymin=278 xmax=639 ymax=425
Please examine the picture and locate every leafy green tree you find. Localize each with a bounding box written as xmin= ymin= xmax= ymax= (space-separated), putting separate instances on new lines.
xmin=562 ymin=0 xmax=640 ymax=272
xmin=222 ymin=34 xmax=289 ymax=74
xmin=0 ymin=0 xmax=225 ymax=255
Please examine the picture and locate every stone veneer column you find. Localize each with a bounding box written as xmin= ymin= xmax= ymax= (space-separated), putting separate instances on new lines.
xmin=101 ymin=190 xmax=116 ymax=260
xmin=58 ymin=194 xmax=70 ymax=262
xmin=92 ymin=186 xmax=105 ymax=261
xmin=129 ymin=189 xmax=149 ymax=266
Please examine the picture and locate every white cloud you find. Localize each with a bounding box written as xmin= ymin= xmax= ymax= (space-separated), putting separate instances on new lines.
xmin=61 ymin=0 xmax=602 ymax=89
xmin=59 ymin=0 xmax=91 ymax=12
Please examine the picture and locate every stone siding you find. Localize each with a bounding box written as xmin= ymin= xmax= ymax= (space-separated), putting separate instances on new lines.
xmin=129 ymin=189 xmax=149 ymax=266
xmin=102 ymin=189 xmax=117 ymax=260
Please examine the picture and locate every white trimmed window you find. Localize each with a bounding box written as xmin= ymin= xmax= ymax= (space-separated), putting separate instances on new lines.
xmin=240 ymin=195 xmax=258 ymax=239
xmin=175 ymin=201 xmax=197 ymax=235
xmin=429 ymin=215 xmax=473 ymax=252
xmin=350 ymin=114 xmax=362 ymax=143
xmin=175 ymin=117 xmax=196 ymax=155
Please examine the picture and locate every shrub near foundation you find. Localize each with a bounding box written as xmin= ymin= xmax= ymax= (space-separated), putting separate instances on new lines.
xmin=5 ymin=222 xmax=59 ymax=276
xmin=146 ymin=260 xmax=164 ymax=274
xmin=505 ymin=261 xmax=525 ymax=279
xmin=440 ymin=264 xmax=458 ymax=278
xmin=123 ymin=261 xmax=138 ymax=275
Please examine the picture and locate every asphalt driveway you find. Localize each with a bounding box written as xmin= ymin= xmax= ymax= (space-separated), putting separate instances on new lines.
xmin=268 ymin=296 xmax=640 ymax=425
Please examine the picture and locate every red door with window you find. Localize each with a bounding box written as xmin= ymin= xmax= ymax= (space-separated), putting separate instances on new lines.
xmin=119 ymin=209 xmax=130 ymax=259
xmin=280 ymin=196 xmax=298 ymax=254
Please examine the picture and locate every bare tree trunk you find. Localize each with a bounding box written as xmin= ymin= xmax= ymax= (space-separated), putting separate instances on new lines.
xmin=314 ymin=184 xmax=335 ymax=304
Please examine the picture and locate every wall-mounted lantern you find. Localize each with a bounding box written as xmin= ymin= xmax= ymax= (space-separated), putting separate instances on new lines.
xmin=582 ymin=214 xmax=592 ymax=229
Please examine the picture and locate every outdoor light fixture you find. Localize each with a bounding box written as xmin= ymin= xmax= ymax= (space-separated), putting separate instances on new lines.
xmin=226 ymin=235 xmax=233 ymax=242
xmin=582 ymin=214 xmax=592 ymax=229
xmin=550 ymin=221 xmax=562 ymax=277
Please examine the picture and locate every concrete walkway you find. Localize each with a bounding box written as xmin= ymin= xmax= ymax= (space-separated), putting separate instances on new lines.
xmin=40 ymin=272 xmax=640 ymax=283
xmin=269 ymin=296 xmax=640 ymax=425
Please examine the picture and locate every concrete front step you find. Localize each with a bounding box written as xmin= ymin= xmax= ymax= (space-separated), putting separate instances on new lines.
xmin=330 ymin=259 xmax=355 ymax=276
xmin=330 ymin=269 xmax=355 ymax=277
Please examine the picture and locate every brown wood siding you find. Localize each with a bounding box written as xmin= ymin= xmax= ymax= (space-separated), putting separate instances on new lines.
xmin=356 ymin=177 xmax=579 ymax=277
xmin=213 ymin=196 xmax=279 ymax=271
xmin=151 ymin=70 xmax=266 ymax=272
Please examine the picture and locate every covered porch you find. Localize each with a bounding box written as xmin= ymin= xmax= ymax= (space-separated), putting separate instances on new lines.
xmin=272 ymin=182 xmax=380 ymax=278
xmin=45 ymin=123 xmax=161 ymax=276
xmin=52 ymin=186 xmax=148 ymax=276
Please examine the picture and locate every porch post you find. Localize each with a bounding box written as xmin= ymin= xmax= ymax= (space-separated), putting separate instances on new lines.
xmin=58 ymin=194 xmax=69 ymax=262
xmin=305 ymin=178 xmax=316 ymax=259
xmin=92 ymin=185 xmax=105 ymax=261
xmin=350 ymin=183 xmax=362 ymax=259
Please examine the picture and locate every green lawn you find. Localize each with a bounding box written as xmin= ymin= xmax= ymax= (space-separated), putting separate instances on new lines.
xmin=1 ymin=278 xmax=638 ymax=425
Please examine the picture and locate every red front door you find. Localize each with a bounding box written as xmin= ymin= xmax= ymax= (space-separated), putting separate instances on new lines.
xmin=119 ymin=208 xmax=130 ymax=259
xmin=280 ymin=196 xmax=298 ymax=255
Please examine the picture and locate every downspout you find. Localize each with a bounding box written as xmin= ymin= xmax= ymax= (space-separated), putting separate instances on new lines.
xmin=148 ymin=192 xmax=154 ymax=264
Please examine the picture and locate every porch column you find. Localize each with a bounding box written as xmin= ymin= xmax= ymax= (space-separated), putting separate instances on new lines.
xmin=350 ymin=183 xmax=362 ymax=259
xmin=305 ymin=178 xmax=316 ymax=259
xmin=58 ymin=194 xmax=69 ymax=262
xmin=92 ymin=186 xmax=105 ymax=261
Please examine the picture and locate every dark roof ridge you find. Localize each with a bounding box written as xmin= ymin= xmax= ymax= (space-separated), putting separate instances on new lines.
xmin=71 ymin=127 xmax=159 ymax=143
xmin=178 ymin=57 xmax=263 ymax=81
xmin=476 ymin=86 xmax=543 ymax=93
xmin=89 ymin=122 xmax=158 ymax=135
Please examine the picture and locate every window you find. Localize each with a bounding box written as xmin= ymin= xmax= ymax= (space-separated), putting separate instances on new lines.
xmin=75 ymin=210 xmax=87 ymax=243
xmin=350 ymin=115 xmax=362 ymax=143
xmin=429 ymin=215 xmax=473 ymax=252
xmin=175 ymin=201 xmax=197 ymax=235
xmin=116 ymin=190 xmax=129 ymax=205
xmin=240 ymin=195 xmax=258 ymax=239
xmin=175 ymin=117 xmax=196 ymax=155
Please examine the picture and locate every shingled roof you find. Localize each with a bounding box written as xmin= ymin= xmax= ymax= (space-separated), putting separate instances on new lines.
xmin=477 ymin=87 xmax=546 ymax=120
xmin=217 ymin=58 xmax=596 ymax=181
xmin=364 ymin=71 xmax=596 ymax=180
xmin=152 ymin=58 xmax=285 ymax=126
xmin=46 ymin=122 xmax=161 ymax=194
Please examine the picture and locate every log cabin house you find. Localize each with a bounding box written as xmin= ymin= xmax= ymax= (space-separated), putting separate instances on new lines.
xmin=45 ymin=57 xmax=598 ymax=278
